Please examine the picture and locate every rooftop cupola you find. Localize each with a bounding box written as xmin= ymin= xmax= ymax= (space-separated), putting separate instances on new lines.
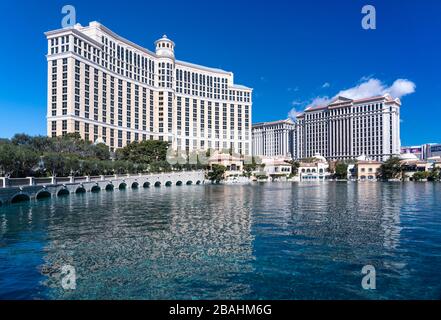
xmin=155 ymin=34 xmax=175 ymax=59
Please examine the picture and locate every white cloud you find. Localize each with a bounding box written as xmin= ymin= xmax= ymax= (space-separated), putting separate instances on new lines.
xmin=291 ymin=100 xmax=304 ymax=106
xmin=336 ymin=78 xmax=384 ymax=100
xmin=288 ymin=107 xmax=300 ymax=121
xmin=288 ymin=100 xmax=306 ymax=120
xmin=337 ymin=78 xmax=415 ymax=100
xmin=387 ymin=79 xmax=416 ymax=98
xmin=287 ymin=87 xmax=299 ymax=92
xmin=322 ymin=82 xmax=331 ymax=88
xmin=305 ymin=78 xmax=415 ymax=109
xmin=307 ymin=96 xmax=332 ymax=108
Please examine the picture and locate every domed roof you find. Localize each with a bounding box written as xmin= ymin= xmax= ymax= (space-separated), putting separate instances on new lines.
xmin=313 ymin=153 xmax=327 ymax=163
xmin=155 ymin=34 xmax=174 ymax=45
xmin=399 ymin=153 xmax=419 ymax=161
xmin=155 ymin=34 xmax=175 ymax=58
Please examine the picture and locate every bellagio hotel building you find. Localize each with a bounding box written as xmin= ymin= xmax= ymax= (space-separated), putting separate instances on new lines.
xmin=45 ymin=21 xmax=252 ymax=155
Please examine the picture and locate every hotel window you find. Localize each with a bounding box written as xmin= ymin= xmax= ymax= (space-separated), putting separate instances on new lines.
xmin=51 ymin=121 xmax=57 ymax=137
xmin=168 ymin=92 xmax=173 ymax=132
xmin=200 ymin=101 xmax=205 ymax=136
xmin=62 ymin=120 xmax=67 ymax=136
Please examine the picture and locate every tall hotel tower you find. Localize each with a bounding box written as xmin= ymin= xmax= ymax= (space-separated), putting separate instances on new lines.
xmin=295 ymin=95 xmax=401 ymax=161
xmin=45 ymin=22 xmax=253 ymax=154
xmin=252 ymin=119 xmax=296 ymax=157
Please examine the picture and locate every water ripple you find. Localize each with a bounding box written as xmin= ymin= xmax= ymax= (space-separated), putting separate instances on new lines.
xmin=1 ymin=182 xmax=441 ymax=299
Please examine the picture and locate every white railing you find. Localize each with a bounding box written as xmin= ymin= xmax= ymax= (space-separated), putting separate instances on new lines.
xmin=0 ymin=171 xmax=205 ymax=188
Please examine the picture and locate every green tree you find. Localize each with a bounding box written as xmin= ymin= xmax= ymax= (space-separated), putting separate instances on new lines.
xmin=117 ymin=140 xmax=169 ymax=166
xmin=0 ymin=143 xmax=18 ymax=177
xmin=16 ymin=147 xmax=39 ymax=177
xmin=334 ymin=162 xmax=348 ymax=180
xmin=207 ymin=164 xmax=226 ymax=184
xmin=0 ymin=143 xmax=39 ymax=177
xmin=243 ymin=157 xmax=259 ymax=178
xmin=93 ymin=143 xmax=110 ymax=161
xmin=378 ymin=157 xmax=403 ymax=181
xmin=79 ymin=159 xmax=103 ymax=176
xmin=43 ymin=153 xmax=66 ymax=177
xmin=11 ymin=133 xmax=34 ymax=147
xmin=428 ymin=168 xmax=441 ymax=182
xmin=64 ymin=156 xmax=81 ymax=176
xmin=112 ymin=160 xmax=129 ymax=175
xmin=412 ymin=171 xmax=429 ymax=181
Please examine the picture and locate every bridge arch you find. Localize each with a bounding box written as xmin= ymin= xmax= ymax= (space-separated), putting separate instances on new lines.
xmin=196 ymin=180 xmax=202 ymax=185
xmin=186 ymin=181 xmax=193 ymax=185
xmin=176 ymin=181 xmax=183 ymax=186
xmin=57 ymin=188 xmax=70 ymax=197
xmin=91 ymin=185 xmax=101 ymax=193
xmin=75 ymin=186 xmax=86 ymax=194
xmin=131 ymin=182 xmax=139 ymax=189
xmin=143 ymin=182 xmax=150 ymax=188
xmin=154 ymin=181 xmax=161 ymax=187
xmin=105 ymin=184 xmax=114 ymax=191
xmin=118 ymin=182 xmax=127 ymax=190
xmin=165 ymin=181 xmax=172 ymax=187
xmin=36 ymin=190 xmax=52 ymax=200
xmin=11 ymin=193 xmax=31 ymax=204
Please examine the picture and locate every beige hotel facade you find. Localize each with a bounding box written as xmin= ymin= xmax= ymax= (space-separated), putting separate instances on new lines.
xmin=252 ymin=95 xmax=402 ymax=162
xmin=295 ymin=95 xmax=401 ymax=161
xmin=45 ymin=21 xmax=253 ymax=155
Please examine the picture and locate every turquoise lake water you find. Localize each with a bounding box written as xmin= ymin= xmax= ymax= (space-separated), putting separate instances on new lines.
xmin=1 ymin=182 xmax=441 ymax=299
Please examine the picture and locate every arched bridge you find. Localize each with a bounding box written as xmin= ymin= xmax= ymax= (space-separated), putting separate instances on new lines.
xmin=0 ymin=171 xmax=205 ymax=206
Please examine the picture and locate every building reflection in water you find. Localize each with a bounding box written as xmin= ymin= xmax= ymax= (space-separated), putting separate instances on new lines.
xmin=36 ymin=186 xmax=255 ymax=299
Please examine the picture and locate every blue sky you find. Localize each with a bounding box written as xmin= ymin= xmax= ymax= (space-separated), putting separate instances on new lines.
xmin=0 ymin=0 xmax=439 ymax=146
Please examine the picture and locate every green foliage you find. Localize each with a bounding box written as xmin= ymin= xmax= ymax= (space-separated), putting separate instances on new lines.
xmin=334 ymin=162 xmax=348 ymax=180
xmin=378 ymin=157 xmax=403 ymax=181
xmin=412 ymin=171 xmax=430 ymax=181
xmin=116 ymin=140 xmax=169 ymax=164
xmin=207 ymin=164 xmax=226 ymax=184
xmin=243 ymin=157 xmax=259 ymax=178
xmin=0 ymin=143 xmax=39 ymax=177
xmin=94 ymin=143 xmax=111 ymax=161
xmin=43 ymin=153 xmax=67 ymax=177
xmin=0 ymin=134 xmax=113 ymax=177
xmin=428 ymin=168 xmax=441 ymax=182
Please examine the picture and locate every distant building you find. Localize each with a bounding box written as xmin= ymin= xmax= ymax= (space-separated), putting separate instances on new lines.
xmin=298 ymin=154 xmax=330 ymax=181
xmin=356 ymin=160 xmax=382 ymax=181
xmin=399 ymin=153 xmax=432 ymax=180
xmin=424 ymin=143 xmax=441 ymax=159
xmin=252 ymin=119 xmax=295 ymax=158
xmin=295 ymin=94 xmax=401 ymax=161
xmin=401 ymin=143 xmax=441 ymax=160
xmin=401 ymin=146 xmax=424 ymax=160
xmin=259 ymin=156 xmax=292 ymax=181
xmin=208 ymin=152 xmax=243 ymax=178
